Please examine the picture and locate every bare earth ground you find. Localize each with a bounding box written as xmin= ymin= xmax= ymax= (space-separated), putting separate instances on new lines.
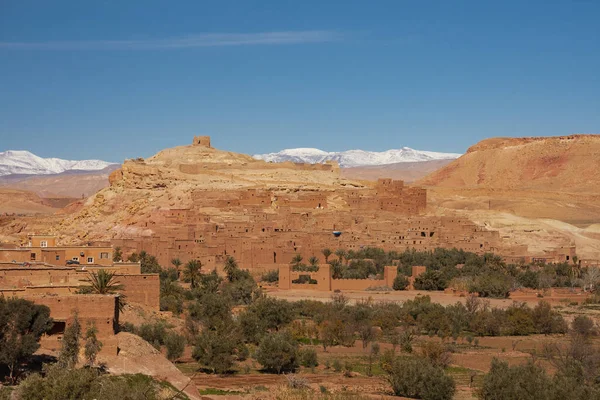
xmin=266 ymin=288 xmax=589 ymax=309
xmin=0 ymin=167 xmax=116 ymax=198
xmin=167 ymin=288 xmax=599 ymax=399
xmin=0 ymin=188 xmax=61 ymax=215
xmin=176 ymin=334 xmax=595 ymax=400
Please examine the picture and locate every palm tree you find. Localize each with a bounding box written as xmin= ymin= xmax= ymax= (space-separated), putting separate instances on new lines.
xmin=113 ymin=247 xmax=123 ymax=262
xmin=335 ymin=249 xmax=346 ymax=264
xmin=82 ymin=269 xmax=126 ymax=310
xmin=291 ymin=254 xmax=303 ymax=268
xmin=583 ymin=267 xmax=600 ymax=292
xmin=223 ymin=256 xmax=239 ymax=282
xmin=330 ymin=259 xmax=343 ymax=279
xmin=322 ymin=248 xmax=332 ymax=264
xmin=309 ymin=256 xmax=319 ymax=267
xmin=160 ymin=280 xmax=182 ymax=298
xmin=171 ymin=258 xmax=182 ymax=270
xmin=84 ymin=269 xmax=124 ymax=294
xmin=183 ymin=260 xmax=202 ymax=289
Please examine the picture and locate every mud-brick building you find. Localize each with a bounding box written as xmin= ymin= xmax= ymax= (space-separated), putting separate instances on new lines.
xmin=0 ymin=234 xmax=113 ymax=266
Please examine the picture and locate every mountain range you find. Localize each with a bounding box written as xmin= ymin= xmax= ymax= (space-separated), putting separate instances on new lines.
xmin=0 ymin=150 xmax=118 ymax=176
xmin=253 ymin=147 xmax=461 ymax=168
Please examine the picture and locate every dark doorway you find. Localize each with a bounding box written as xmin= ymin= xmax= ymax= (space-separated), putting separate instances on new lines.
xmin=47 ymin=321 xmax=66 ymax=336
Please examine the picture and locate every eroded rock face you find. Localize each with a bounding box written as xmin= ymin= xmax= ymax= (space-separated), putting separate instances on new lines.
xmin=108 ymin=169 xmax=123 ymax=186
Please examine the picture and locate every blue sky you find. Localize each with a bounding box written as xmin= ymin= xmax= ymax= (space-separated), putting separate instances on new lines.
xmin=1 ymin=0 xmax=599 ymax=162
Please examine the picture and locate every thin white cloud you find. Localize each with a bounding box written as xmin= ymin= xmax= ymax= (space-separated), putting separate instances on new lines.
xmin=0 ymin=31 xmax=342 ymax=50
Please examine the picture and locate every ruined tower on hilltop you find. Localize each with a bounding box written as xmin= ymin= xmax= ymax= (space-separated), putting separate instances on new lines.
xmin=192 ymin=135 xmax=211 ymax=148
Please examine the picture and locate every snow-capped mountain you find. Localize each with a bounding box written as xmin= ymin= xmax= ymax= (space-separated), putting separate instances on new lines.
xmin=253 ymin=147 xmax=461 ymax=168
xmin=0 ymin=150 xmax=118 ymax=176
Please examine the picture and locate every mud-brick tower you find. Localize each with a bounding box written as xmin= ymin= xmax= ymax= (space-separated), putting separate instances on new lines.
xmin=193 ymin=136 xmax=211 ymax=148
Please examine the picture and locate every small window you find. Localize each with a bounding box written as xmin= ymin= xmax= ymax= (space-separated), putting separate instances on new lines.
xmin=55 ymin=255 xmax=60 ymax=261
xmin=40 ymin=240 xmax=48 ymax=247
xmin=100 ymin=252 xmax=109 ymax=259
xmin=87 ymin=257 xmax=94 ymax=264
xmin=72 ymin=257 xmax=79 ymax=261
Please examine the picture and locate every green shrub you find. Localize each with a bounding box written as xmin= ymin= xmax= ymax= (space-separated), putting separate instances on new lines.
xmin=469 ymin=271 xmax=512 ymax=298
xmin=58 ymin=313 xmax=81 ymax=368
xmin=517 ymin=270 xmax=540 ymax=289
xmin=414 ymin=270 xmax=448 ymax=291
xmin=119 ymin=322 xmax=136 ymax=333
xmin=160 ymin=294 xmax=184 ymax=315
xmin=239 ymin=297 xmax=294 ymax=343
xmin=0 ymin=387 xmax=12 ymax=400
xmin=222 ymin=276 xmax=258 ymax=305
xmin=571 ymin=315 xmax=596 ymax=337
xmin=419 ymin=341 xmax=452 ymax=368
xmin=299 ymin=347 xmax=318 ymax=368
xmin=0 ymin=298 xmax=52 ymax=383
xmin=392 ymin=275 xmax=409 ymax=290
xmin=502 ymin=303 xmax=535 ymax=336
xmin=383 ymin=356 xmax=455 ymax=400
xmin=165 ymin=332 xmax=186 ymax=361
xmin=261 ymin=270 xmax=280 ymax=283
xmin=255 ymin=331 xmax=299 ymax=374
xmin=532 ymin=301 xmax=567 ymax=334
xmin=84 ymin=324 xmax=102 ymax=367
xmin=188 ymin=291 xmax=232 ymax=331
xmin=192 ymin=326 xmax=245 ymax=374
xmin=332 ymin=359 xmax=342 ymax=372
xmin=127 ymin=251 xmax=162 ymax=274
xmin=15 ymin=364 xmax=171 ymax=400
xmin=137 ymin=321 xmax=168 ymax=349
xmin=478 ymin=358 xmax=553 ymax=400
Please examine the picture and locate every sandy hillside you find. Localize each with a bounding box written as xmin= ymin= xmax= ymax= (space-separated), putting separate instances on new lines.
xmin=418 ymin=135 xmax=600 ymax=225
xmin=341 ymin=159 xmax=453 ymax=182
xmin=7 ymin=142 xmax=366 ymax=244
xmin=420 ymin=134 xmax=600 ymax=193
xmin=0 ymin=188 xmax=62 ymax=214
xmin=0 ymin=166 xmax=117 ymax=198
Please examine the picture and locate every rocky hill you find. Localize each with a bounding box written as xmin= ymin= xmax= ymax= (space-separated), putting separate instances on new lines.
xmin=419 ymin=134 xmax=600 ymax=194
xmin=44 ymin=139 xmax=366 ymax=243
